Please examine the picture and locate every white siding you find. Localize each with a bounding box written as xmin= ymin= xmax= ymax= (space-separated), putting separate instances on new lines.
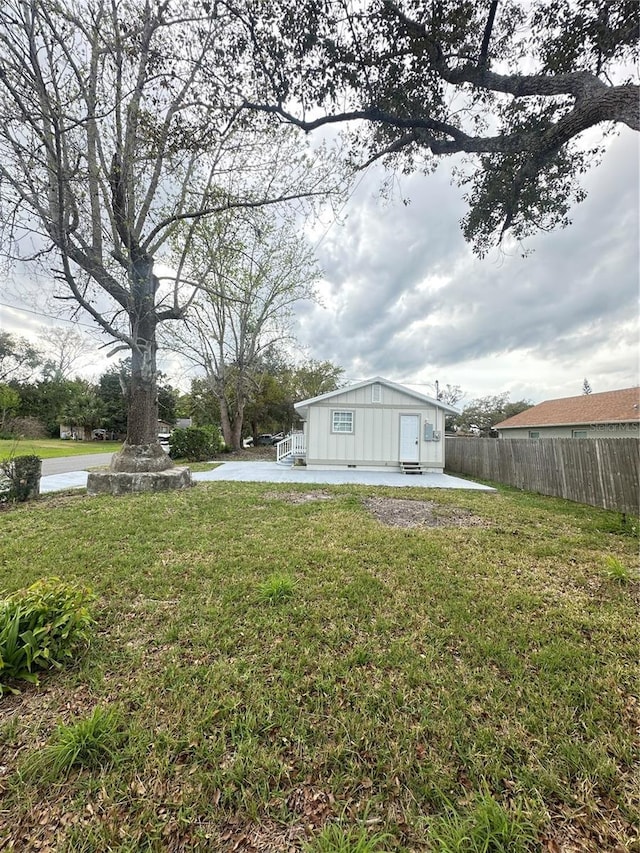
xmin=305 ymin=398 xmax=446 ymax=471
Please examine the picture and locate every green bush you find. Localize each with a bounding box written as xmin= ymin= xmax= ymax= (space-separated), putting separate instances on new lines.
xmin=0 ymin=454 xmax=42 ymax=502
xmin=169 ymin=425 xmax=221 ymax=461
xmin=0 ymin=578 xmax=95 ymax=695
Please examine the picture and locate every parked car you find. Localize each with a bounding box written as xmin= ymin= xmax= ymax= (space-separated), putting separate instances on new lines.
xmin=271 ymin=433 xmax=285 ymax=444
xmin=256 ymin=433 xmax=275 ymax=446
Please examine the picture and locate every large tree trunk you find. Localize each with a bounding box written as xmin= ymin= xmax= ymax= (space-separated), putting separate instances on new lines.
xmin=111 ymin=260 xmax=173 ymax=473
xmin=230 ymin=416 xmax=243 ymax=452
xmin=219 ymin=398 xmax=233 ymax=449
xmin=218 ymin=392 xmax=245 ymax=451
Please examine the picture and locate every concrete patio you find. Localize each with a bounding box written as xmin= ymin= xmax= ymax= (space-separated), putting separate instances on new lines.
xmin=40 ymin=460 xmax=494 ymax=493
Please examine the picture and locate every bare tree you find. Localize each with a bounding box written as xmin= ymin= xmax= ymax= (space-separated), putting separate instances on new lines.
xmin=437 ymin=383 xmax=464 ymax=407
xmin=164 ymin=208 xmax=319 ymax=450
xmin=0 ymin=0 xmax=335 ymax=476
xmin=38 ymin=327 xmax=94 ymax=380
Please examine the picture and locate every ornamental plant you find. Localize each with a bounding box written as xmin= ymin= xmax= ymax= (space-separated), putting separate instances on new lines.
xmin=0 ymin=454 xmax=42 ymax=503
xmin=0 ymin=578 xmax=95 ymax=695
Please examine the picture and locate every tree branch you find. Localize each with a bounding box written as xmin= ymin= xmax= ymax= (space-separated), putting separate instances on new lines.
xmin=478 ymin=1 xmax=499 ymax=67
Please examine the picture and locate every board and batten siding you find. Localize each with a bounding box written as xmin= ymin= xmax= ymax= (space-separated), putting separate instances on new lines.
xmin=304 ymin=385 xmax=445 ymax=471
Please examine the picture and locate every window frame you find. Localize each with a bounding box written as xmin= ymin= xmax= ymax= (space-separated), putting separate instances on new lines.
xmin=331 ymin=409 xmax=354 ymax=434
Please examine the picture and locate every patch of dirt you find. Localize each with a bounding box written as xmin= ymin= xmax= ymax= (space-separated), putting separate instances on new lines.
xmin=363 ymin=497 xmax=491 ymax=529
xmin=265 ymin=489 xmax=334 ymax=505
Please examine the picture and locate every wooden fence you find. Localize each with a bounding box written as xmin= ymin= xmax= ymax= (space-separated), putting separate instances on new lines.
xmin=445 ymin=437 xmax=639 ymax=515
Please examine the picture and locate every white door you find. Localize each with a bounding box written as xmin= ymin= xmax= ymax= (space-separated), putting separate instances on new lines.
xmin=399 ymin=414 xmax=420 ymax=462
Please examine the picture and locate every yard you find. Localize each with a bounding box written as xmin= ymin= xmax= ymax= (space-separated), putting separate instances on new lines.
xmin=0 ymin=438 xmax=122 ymax=460
xmin=0 ymin=482 xmax=638 ymax=852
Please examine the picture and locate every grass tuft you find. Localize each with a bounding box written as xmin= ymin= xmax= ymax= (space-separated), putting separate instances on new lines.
xmin=21 ymin=705 xmax=122 ymax=782
xmin=426 ymin=789 xmax=540 ymax=853
xmin=256 ymin=572 xmax=297 ymax=604
xmin=305 ymin=824 xmax=393 ymax=853
xmin=603 ymin=555 xmax=635 ymax=583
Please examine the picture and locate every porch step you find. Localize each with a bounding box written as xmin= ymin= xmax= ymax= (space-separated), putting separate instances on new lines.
xmin=400 ymin=461 xmax=423 ymax=475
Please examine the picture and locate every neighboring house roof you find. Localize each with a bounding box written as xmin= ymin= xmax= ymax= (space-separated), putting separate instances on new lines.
xmin=295 ymin=376 xmax=460 ymax=418
xmin=495 ymin=387 xmax=640 ymax=430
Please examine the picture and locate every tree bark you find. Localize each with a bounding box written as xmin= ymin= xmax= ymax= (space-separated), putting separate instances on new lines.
xmin=218 ymin=394 xmax=244 ymax=451
xmin=219 ymin=397 xmax=234 ymax=449
xmin=230 ymin=416 xmax=243 ymax=452
xmin=111 ymin=257 xmax=173 ymax=473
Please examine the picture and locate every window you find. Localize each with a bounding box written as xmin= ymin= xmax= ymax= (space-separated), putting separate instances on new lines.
xmin=332 ymin=410 xmax=354 ymax=433
xmin=371 ymin=383 xmax=382 ymax=403
xmin=528 ymin=431 xmax=540 ymax=439
xmin=572 ymin=429 xmax=588 ymax=438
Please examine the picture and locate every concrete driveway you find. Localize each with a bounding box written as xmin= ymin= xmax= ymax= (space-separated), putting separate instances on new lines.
xmin=40 ymin=459 xmax=493 ymax=493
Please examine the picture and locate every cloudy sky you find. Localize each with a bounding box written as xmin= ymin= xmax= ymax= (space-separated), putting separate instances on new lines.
xmin=293 ymin=127 xmax=639 ymax=405
xmin=1 ymin=127 xmax=638 ymax=407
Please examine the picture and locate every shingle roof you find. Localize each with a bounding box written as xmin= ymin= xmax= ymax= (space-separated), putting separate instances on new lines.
xmin=495 ymin=387 xmax=640 ymax=429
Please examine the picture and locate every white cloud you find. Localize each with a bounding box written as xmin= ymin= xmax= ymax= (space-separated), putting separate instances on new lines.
xmin=2 ymin=126 xmax=638 ymax=404
xmin=295 ymin=129 xmax=640 ymax=402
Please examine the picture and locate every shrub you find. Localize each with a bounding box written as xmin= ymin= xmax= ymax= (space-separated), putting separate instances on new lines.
xmin=0 ymin=578 xmax=95 ymax=695
xmin=0 ymin=454 xmax=42 ymax=503
xmin=169 ymin=425 xmax=222 ymax=461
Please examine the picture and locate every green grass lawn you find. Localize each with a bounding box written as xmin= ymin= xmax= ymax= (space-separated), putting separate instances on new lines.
xmin=0 ymin=483 xmax=638 ymax=852
xmin=0 ymin=438 xmax=122 ymax=460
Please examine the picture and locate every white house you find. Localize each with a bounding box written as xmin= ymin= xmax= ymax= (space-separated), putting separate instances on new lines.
xmin=283 ymin=377 xmax=458 ymax=474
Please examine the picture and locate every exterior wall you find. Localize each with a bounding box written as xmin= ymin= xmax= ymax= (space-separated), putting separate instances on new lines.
xmin=59 ymin=424 xmax=88 ymax=440
xmin=304 ymin=387 xmax=446 ymax=471
xmin=499 ymin=422 xmax=640 ymax=439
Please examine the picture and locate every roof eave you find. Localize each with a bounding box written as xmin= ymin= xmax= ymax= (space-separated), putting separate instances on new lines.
xmin=294 ymin=376 xmax=460 ymax=414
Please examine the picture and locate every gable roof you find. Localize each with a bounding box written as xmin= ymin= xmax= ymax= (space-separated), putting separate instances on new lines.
xmin=495 ymin=387 xmax=640 ymax=430
xmin=295 ymin=376 xmax=460 ymax=417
